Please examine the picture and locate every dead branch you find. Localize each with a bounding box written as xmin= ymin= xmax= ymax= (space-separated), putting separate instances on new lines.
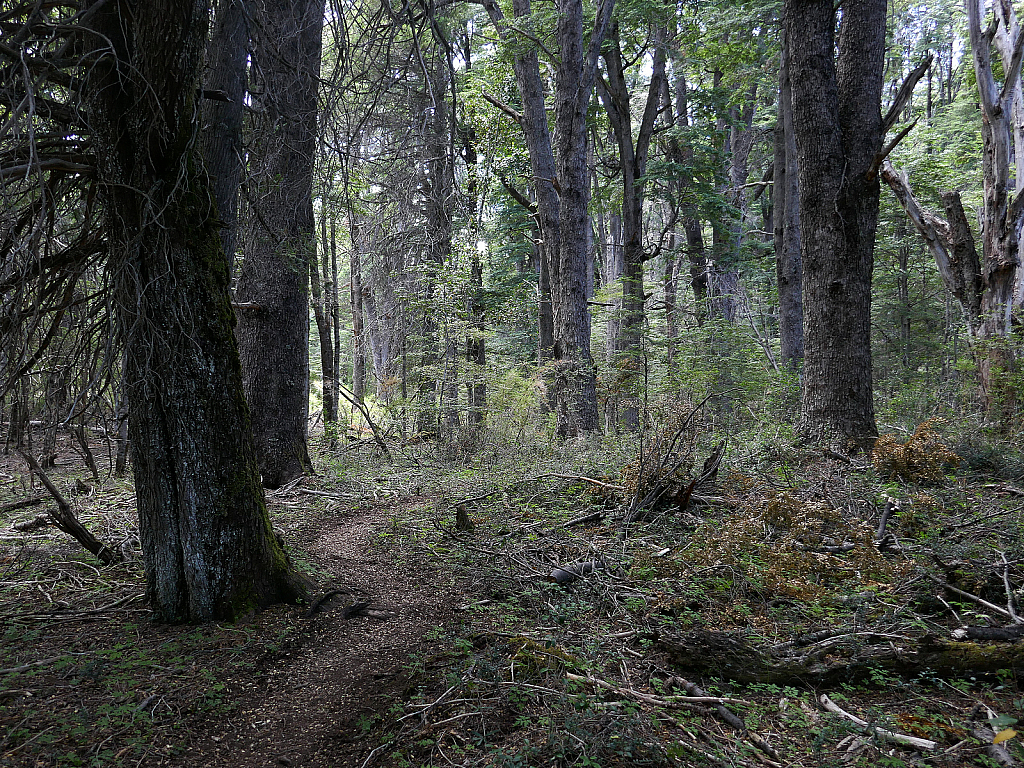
xmin=820 ymin=694 xmax=937 ymax=750
xmin=669 ymin=675 xmax=780 ymax=760
xmin=481 ymin=90 xmax=523 ymax=124
xmin=12 ymin=514 xmax=53 ymax=532
xmin=659 ymin=628 xmax=1024 ymax=683
xmin=923 ymin=573 xmax=1023 ymax=623
xmin=535 ymin=472 xmax=624 ymax=490
xmin=970 ymin=704 xmax=1019 ymax=768
xmin=15 ymin=450 xmax=117 ymax=565
xmin=565 ymin=672 xmax=746 ymax=708
xmin=953 ymin=624 xmax=1024 ymax=642
xmin=882 ymin=55 xmax=934 ymax=134
xmin=999 ymin=551 xmax=1019 ymax=622
xmin=562 ymin=511 xmax=605 ymax=527
xmin=876 ymin=496 xmax=897 ymax=545
xmin=336 ymin=384 xmax=392 ymax=461
xmin=868 ymin=119 xmax=919 ymax=180
xmin=0 ymin=495 xmax=46 ymax=514
xmin=550 ymin=559 xmax=604 ymax=584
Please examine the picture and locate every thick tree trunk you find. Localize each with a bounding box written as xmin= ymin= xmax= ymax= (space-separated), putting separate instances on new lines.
xmin=237 ymin=0 xmax=324 ymax=486
xmin=538 ymin=241 xmax=555 ymax=362
xmin=201 ymin=0 xmax=248 ymax=265
xmin=773 ymin=32 xmax=804 ymax=368
xmin=785 ymin=0 xmax=884 ymax=448
xmin=968 ymin=0 xmax=1022 ymax=419
xmin=84 ymin=0 xmax=308 ymax=622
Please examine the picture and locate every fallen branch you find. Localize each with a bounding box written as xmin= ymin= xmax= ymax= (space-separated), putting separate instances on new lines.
xmin=304 ymin=587 xmax=355 ymax=618
xmin=820 ymin=694 xmax=937 ymax=750
xmin=669 ymin=676 xmax=780 ymax=761
xmin=924 ymin=573 xmax=1023 ymax=623
xmin=565 ymin=672 xmax=747 ymax=708
xmin=660 ymin=628 xmax=1024 ymax=683
xmin=0 ymin=652 xmax=91 ymax=676
xmin=0 ymin=495 xmax=46 ymax=514
xmin=16 ymin=450 xmax=117 ymax=565
xmin=970 ymin=704 xmax=1019 ymax=768
xmin=999 ymin=551 xmax=1019 ymax=622
xmin=875 ymin=497 xmax=896 ymax=545
xmin=12 ymin=514 xmax=54 ymax=532
xmin=562 ymin=511 xmax=606 ymax=528
xmin=336 ymin=385 xmax=392 ymax=461
xmin=953 ymin=624 xmax=1024 ymax=642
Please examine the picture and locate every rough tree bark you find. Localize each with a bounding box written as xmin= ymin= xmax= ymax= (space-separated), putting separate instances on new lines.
xmin=201 ymin=0 xmax=249 ymax=265
xmin=784 ymin=0 xmax=886 ymax=448
xmin=84 ymin=0 xmax=308 ymax=622
xmin=966 ymin=0 xmax=1022 ymax=417
xmin=772 ymin=30 xmax=803 ymax=369
xmin=237 ymin=0 xmax=324 ymax=487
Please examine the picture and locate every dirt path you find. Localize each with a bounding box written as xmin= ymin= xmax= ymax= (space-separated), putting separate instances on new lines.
xmin=172 ymin=503 xmax=461 ymax=768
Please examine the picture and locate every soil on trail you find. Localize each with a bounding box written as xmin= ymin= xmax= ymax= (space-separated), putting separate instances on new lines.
xmin=173 ymin=502 xmax=462 ymax=768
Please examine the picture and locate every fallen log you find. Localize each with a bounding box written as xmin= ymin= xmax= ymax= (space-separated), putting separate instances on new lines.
xmin=658 ymin=629 xmax=1024 ymax=684
xmin=0 ymin=495 xmax=46 ymax=515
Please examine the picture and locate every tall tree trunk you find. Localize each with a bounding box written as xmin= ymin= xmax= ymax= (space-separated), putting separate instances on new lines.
xmin=597 ymin=23 xmax=666 ymax=429
xmin=606 ymin=212 xmax=624 ymax=363
xmin=463 ymin=124 xmax=486 ymax=426
xmin=785 ymin=0 xmax=885 ymax=448
xmin=686 ymin=219 xmax=709 ymax=321
xmin=237 ymin=0 xmax=324 ymax=487
xmin=201 ymin=0 xmax=249 ymax=265
xmin=664 ymin=236 xmax=679 ymax=365
xmin=665 ymin=59 xmax=707 ymax=323
xmin=312 ymin=207 xmax=337 ymax=430
xmin=773 ymin=30 xmax=804 ymax=368
xmin=84 ymin=0 xmax=307 ymax=622
xmin=537 ymin=240 xmax=555 ymax=362
xmin=349 ymin=218 xmax=366 ymax=405
xmin=970 ymin=0 xmax=1022 ymax=418
xmin=416 ymin=77 xmax=457 ymax=437
xmin=482 ymin=0 xmax=611 ymax=437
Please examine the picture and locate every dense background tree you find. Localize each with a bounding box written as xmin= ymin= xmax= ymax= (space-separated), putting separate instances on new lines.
xmin=7 ymin=0 xmax=1024 ymax=640
xmin=236 ymin=0 xmax=325 ymax=486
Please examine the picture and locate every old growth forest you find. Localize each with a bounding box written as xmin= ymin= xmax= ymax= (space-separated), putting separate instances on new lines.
xmin=3 ymin=0 xmax=1024 ymax=765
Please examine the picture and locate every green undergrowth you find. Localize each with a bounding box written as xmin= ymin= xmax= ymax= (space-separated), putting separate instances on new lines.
xmin=328 ymin=416 xmax=1024 ymax=768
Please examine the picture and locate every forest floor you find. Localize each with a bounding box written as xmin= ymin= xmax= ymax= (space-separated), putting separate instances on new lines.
xmin=1 ymin=414 xmax=1024 ymax=768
